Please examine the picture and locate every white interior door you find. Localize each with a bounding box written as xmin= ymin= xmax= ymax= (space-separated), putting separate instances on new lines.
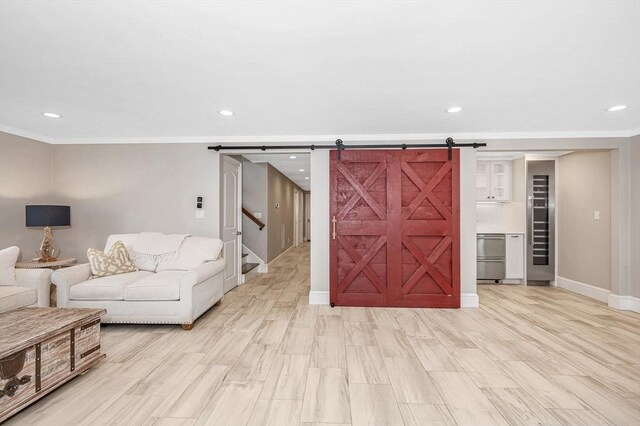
xmin=222 ymin=156 xmax=242 ymax=292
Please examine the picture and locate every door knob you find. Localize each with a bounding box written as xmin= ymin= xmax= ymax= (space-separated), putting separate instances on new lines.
xmin=236 ymin=231 xmax=242 ymax=236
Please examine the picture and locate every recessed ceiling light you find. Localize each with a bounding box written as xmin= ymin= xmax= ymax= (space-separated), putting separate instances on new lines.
xmin=447 ymin=106 xmax=463 ymax=113
xmin=43 ymin=112 xmax=62 ymax=118
xmin=305 ymin=177 xmax=309 ymax=180
xmin=289 ymin=155 xmax=297 ymax=159
xmin=299 ymin=168 xmax=305 ymax=172
xmin=606 ymin=105 xmax=628 ymax=112
xmin=218 ymin=110 xmax=234 ymax=116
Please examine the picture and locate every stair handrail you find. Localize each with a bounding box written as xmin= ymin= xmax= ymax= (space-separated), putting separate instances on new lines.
xmin=242 ymin=207 xmax=265 ymax=230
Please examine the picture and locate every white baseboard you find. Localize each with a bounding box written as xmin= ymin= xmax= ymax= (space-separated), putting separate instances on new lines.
xmin=309 ymin=290 xmax=329 ymax=305
xmin=241 ymin=267 xmax=261 ymax=284
xmin=608 ymin=294 xmax=640 ymax=313
xmin=461 ymin=293 xmax=479 ymax=308
xmin=556 ymin=276 xmax=610 ymax=303
xmin=241 ymin=244 xmax=267 ymax=274
xmin=268 ymin=244 xmax=295 ymax=268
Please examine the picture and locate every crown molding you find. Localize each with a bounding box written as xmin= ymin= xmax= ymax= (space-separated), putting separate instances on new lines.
xmin=2 ymin=124 xmax=639 ymax=145
xmin=0 ymin=125 xmax=57 ymax=144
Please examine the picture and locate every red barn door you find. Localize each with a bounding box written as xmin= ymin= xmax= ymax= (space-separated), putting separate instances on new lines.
xmin=330 ymin=149 xmax=459 ymax=308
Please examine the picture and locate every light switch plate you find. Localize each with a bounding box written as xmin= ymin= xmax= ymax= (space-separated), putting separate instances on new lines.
xmin=196 ymin=210 xmax=205 ymax=219
xmin=594 ymin=210 xmax=600 ymax=220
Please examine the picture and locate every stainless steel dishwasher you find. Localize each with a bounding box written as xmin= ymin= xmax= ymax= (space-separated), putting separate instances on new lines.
xmin=477 ymin=234 xmax=506 ymax=282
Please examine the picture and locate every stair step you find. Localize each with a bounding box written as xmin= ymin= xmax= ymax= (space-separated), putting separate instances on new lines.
xmin=242 ymin=253 xmax=248 ymax=258
xmin=242 ymin=263 xmax=259 ymax=274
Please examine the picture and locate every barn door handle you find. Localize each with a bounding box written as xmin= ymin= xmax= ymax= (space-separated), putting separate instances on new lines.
xmin=332 ymin=216 xmax=337 ymax=240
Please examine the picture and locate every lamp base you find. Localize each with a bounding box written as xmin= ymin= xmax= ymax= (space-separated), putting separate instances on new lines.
xmin=36 ymin=227 xmax=60 ymax=262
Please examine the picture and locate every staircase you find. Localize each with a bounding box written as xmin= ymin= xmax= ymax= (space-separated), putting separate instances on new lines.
xmin=241 ymin=248 xmax=264 ymax=283
xmin=242 ymin=253 xmax=259 ymax=274
xmin=240 ymin=207 xmax=267 ymax=283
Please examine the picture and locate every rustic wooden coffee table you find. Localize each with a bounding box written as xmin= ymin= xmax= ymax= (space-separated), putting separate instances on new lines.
xmin=0 ymin=307 xmax=105 ymax=422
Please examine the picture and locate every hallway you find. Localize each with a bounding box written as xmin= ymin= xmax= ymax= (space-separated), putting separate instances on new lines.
xmin=8 ymin=243 xmax=640 ymax=425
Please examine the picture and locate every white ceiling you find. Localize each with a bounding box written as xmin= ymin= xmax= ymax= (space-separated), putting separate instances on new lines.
xmin=0 ymin=1 xmax=638 ymax=144
xmin=243 ymin=153 xmax=310 ymax=191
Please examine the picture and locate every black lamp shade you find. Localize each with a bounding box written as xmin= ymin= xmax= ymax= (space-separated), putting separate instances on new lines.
xmin=26 ymin=205 xmax=71 ymax=228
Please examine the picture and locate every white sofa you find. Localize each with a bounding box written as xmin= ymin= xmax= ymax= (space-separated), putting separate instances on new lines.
xmin=52 ymin=234 xmax=225 ymax=329
xmin=0 ymin=246 xmax=52 ymax=313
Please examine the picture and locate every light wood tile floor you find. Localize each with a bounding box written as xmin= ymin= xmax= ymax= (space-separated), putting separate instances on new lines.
xmin=6 ymin=243 xmax=640 ymax=425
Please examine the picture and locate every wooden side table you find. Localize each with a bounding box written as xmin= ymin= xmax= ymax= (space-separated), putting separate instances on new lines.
xmin=15 ymin=258 xmax=77 ymax=307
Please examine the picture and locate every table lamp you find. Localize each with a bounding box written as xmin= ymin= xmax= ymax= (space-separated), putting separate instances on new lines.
xmin=25 ymin=205 xmax=71 ymax=262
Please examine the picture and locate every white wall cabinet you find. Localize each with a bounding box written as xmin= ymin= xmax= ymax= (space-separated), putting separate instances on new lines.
xmin=505 ymin=233 xmax=524 ymax=279
xmin=476 ymin=160 xmax=511 ymax=201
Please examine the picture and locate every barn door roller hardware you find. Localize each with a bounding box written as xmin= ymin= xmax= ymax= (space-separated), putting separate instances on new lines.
xmin=208 ymin=137 xmax=486 ymax=161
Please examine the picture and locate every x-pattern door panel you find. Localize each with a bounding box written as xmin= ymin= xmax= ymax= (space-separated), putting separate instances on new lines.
xmin=330 ymin=149 xmax=459 ymax=308
xmin=331 ymin=151 xmax=389 ymax=306
xmin=399 ymin=150 xmax=459 ymax=307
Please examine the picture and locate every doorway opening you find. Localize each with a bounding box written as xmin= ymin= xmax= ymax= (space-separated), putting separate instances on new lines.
xmin=476 ymin=150 xmax=615 ymax=300
xmin=220 ymin=152 xmax=311 ymax=290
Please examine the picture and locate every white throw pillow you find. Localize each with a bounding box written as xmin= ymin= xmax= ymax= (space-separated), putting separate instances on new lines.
xmin=0 ymin=246 xmax=20 ymax=286
xmin=156 ymin=237 xmax=223 ymax=271
xmin=129 ymin=252 xmax=158 ymax=272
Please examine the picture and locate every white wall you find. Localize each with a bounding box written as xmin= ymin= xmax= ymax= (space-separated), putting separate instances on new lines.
xmin=459 ymin=149 xmax=479 ymax=306
xmin=557 ymin=151 xmax=612 ymax=291
xmin=309 ymin=150 xmax=330 ymax=304
xmin=0 ymin=132 xmax=54 ymax=260
xmin=309 ymin=148 xmax=478 ymax=307
xmin=476 ymin=204 xmax=504 ymax=233
xmin=51 ymin=144 xmax=221 ymax=261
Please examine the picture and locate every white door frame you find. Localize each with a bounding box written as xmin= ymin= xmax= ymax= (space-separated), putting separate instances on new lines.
xmin=299 ymin=191 xmax=305 ymax=244
xmin=305 ymin=192 xmax=311 ymax=241
xmin=293 ymin=189 xmax=298 ymax=246
xmin=221 ymin=155 xmax=242 ymax=291
xmin=217 ymin=148 xmax=309 ymax=261
xmin=293 ymin=189 xmax=302 ymax=246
